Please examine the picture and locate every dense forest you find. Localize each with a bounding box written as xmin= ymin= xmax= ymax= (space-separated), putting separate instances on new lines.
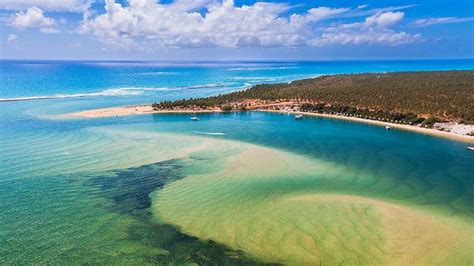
xmin=153 ymin=71 xmax=474 ymax=124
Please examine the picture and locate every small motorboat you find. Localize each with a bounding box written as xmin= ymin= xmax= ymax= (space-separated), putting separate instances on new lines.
xmin=295 ymin=114 xmax=304 ymax=120
xmin=467 ymin=144 xmax=474 ymax=151
xmin=190 ymin=117 xmax=200 ymax=121
xmin=385 ymin=126 xmax=391 ymax=130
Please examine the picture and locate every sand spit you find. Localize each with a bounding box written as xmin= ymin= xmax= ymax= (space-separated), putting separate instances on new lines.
xmin=58 ymin=105 xmax=220 ymax=119
xmin=59 ymin=104 xmax=474 ymax=143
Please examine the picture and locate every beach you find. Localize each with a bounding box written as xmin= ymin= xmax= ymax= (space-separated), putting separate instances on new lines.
xmin=5 ymin=102 xmax=474 ymax=265
xmin=58 ymin=105 xmax=220 ymax=118
xmin=60 ymin=104 xmax=474 ymax=143
xmin=287 ymin=111 xmax=474 ymax=143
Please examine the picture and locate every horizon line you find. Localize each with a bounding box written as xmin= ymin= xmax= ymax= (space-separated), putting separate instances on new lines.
xmin=1 ymin=57 xmax=474 ymax=63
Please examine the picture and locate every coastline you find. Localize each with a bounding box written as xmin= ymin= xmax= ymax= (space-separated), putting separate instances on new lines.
xmin=266 ymin=110 xmax=474 ymax=143
xmin=57 ymin=105 xmax=220 ymax=119
xmin=59 ymin=104 xmax=474 ymax=143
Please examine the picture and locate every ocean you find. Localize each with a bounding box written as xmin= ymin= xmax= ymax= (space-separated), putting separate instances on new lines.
xmin=0 ymin=59 xmax=473 ymax=264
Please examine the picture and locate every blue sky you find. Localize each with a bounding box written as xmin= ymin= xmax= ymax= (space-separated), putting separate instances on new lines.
xmin=0 ymin=0 xmax=473 ymax=60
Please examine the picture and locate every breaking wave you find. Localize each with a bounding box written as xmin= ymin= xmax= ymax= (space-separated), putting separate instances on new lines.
xmin=138 ymin=71 xmax=178 ymax=75
xmin=193 ymin=131 xmax=226 ymax=136
xmin=0 ymin=83 xmax=241 ymax=102
xmin=0 ymin=88 xmax=146 ymax=102
xmin=227 ymin=66 xmax=299 ymax=71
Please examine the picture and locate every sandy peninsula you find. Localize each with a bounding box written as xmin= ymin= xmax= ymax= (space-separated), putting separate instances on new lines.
xmin=59 ymin=104 xmax=474 ymax=143
xmin=59 ymin=105 xmax=220 ymax=119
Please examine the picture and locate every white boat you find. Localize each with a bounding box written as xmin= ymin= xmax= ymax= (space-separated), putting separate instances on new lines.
xmin=385 ymin=126 xmax=391 ymax=130
xmin=467 ymin=144 xmax=474 ymax=151
xmin=295 ymin=114 xmax=304 ymax=120
xmin=190 ymin=117 xmax=199 ymax=121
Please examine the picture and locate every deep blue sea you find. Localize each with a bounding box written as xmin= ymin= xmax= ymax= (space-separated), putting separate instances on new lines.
xmin=0 ymin=59 xmax=473 ymax=264
xmin=2 ymin=59 xmax=474 ymax=102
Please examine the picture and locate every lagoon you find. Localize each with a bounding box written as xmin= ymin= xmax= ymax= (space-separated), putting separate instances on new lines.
xmin=1 ymin=60 xmax=473 ymax=264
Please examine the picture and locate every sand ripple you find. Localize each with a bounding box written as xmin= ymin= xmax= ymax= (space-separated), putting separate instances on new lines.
xmin=155 ymin=141 xmax=474 ymax=264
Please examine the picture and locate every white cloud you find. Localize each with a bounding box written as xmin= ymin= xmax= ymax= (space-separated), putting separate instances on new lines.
xmin=343 ymin=5 xmax=416 ymax=19
xmin=166 ymin=0 xmax=213 ymax=12
xmin=365 ymin=12 xmax=404 ymax=28
xmin=313 ymin=29 xmax=420 ymax=46
xmin=80 ymin=0 xmax=419 ymax=49
xmin=305 ymin=7 xmax=350 ymax=22
xmin=40 ymin=27 xmax=60 ymax=33
xmin=81 ymin=0 xmax=305 ymax=48
xmin=7 ymin=34 xmax=18 ymax=43
xmin=11 ymin=7 xmax=55 ymax=28
xmin=357 ymin=5 xmax=368 ymax=9
xmin=0 ymin=0 xmax=91 ymax=12
xmin=311 ymin=12 xmax=419 ymax=46
xmin=413 ymin=17 xmax=474 ymax=27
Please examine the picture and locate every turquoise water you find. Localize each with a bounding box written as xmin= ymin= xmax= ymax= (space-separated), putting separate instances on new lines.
xmin=2 ymin=59 xmax=474 ymax=101
xmin=0 ymin=60 xmax=473 ymax=264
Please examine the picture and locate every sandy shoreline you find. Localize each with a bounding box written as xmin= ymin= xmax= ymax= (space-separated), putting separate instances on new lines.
xmin=282 ymin=110 xmax=474 ymax=143
xmin=59 ymin=104 xmax=474 ymax=143
xmin=58 ymin=105 xmax=220 ymax=119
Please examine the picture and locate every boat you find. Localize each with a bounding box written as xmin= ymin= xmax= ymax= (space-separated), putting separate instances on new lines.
xmin=385 ymin=126 xmax=391 ymax=130
xmin=467 ymin=144 xmax=474 ymax=151
xmin=190 ymin=117 xmax=200 ymax=121
xmin=295 ymin=114 xmax=304 ymax=120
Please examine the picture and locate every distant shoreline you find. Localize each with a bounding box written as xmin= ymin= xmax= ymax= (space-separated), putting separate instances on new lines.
xmin=267 ymin=110 xmax=474 ymax=143
xmin=59 ymin=105 xmax=474 ymax=143
xmin=56 ymin=105 xmax=220 ymax=119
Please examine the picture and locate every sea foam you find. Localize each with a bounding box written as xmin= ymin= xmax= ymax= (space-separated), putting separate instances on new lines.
xmin=0 ymin=83 xmax=239 ymax=102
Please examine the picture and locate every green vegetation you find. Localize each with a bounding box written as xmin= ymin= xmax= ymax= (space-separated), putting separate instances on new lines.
xmin=221 ymin=104 xmax=233 ymax=112
xmin=421 ymin=116 xmax=443 ymax=128
xmin=153 ymin=71 xmax=474 ymax=124
xmin=299 ymin=103 xmax=428 ymax=125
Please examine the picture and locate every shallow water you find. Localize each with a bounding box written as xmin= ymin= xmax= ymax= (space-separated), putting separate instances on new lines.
xmin=154 ymin=134 xmax=474 ymax=264
xmin=1 ymin=60 xmax=473 ymax=264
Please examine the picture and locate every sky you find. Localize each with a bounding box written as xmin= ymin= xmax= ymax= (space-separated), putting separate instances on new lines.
xmin=0 ymin=0 xmax=473 ymax=60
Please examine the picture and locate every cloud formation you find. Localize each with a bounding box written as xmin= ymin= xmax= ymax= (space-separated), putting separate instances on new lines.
xmin=11 ymin=7 xmax=55 ymax=29
xmin=414 ymin=17 xmax=474 ymax=27
xmin=365 ymin=12 xmax=404 ymax=28
xmin=0 ymin=0 xmax=91 ymax=12
xmin=310 ymin=12 xmax=418 ymax=46
xmin=7 ymin=34 xmax=18 ymax=43
xmin=80 ymin=0 xmax=419 ymax=49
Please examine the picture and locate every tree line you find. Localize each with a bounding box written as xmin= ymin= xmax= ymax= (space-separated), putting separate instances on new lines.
xmin=153 ymin=70 xmax=474 ymax=124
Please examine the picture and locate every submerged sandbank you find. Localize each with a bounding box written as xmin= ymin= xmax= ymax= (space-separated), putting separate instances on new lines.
xmin=154 ymin=140 xmax=474 ymax=265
